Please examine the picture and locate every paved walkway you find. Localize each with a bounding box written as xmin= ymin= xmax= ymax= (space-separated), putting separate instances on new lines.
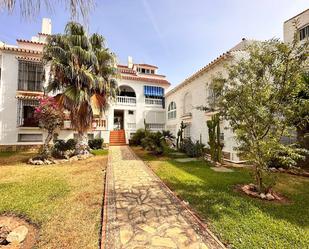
xmin=102 ymin=146 xmax=223 ymax=249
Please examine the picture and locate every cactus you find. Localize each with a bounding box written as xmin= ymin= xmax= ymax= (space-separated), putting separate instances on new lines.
xmin=176 ymin=121 xmax=187 ymax=149
xmin=207 ymin=113 xmax=223 ymax=163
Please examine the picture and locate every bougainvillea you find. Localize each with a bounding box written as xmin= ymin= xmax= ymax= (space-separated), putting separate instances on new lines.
xmin=34 ymin=96 xmax=64 ymax=158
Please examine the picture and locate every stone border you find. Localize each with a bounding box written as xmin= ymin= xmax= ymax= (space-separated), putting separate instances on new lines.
xmin=128 ymin=146 xmax=226 ymax=249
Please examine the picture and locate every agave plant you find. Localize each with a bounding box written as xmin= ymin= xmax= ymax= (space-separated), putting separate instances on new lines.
xmin=43 ymin=22 xmax=118 ymax=154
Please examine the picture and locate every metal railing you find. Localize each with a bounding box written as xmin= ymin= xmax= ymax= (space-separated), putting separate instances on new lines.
xmin=117 ymin=96 xmax=136 ymax=105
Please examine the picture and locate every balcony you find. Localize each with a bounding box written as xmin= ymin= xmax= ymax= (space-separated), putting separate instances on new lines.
xmin=148 ymin=123 xmax=165 ymax=131
xmin=145 ymin=98 xmax=163 ymax=106
xmin=181 ymin=112 xmax=192 ymax=120
xmin=116 ymin=96 xmax=136 ymax=105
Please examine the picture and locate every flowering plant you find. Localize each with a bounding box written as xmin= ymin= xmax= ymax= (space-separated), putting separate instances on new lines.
xmin=34 ymin=96 xmax=64 ymax=158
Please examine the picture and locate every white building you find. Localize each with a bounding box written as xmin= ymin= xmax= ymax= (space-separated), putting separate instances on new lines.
xmin=0 ymin=19 xmax=170 ymax=151
xmin=165 ymin=9 xmax=309 ymax=163
xmin=165 ymin=40 xmax=248 ymax=163
xmin=284 ymin=9 xmax=309 ymax=43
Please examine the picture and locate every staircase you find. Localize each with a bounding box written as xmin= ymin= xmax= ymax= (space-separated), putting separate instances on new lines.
xmin=109 ymin=130 xmax=126 ymax=146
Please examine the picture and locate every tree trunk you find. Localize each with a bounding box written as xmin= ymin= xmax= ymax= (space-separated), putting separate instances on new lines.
xmin=255 ymin=165 xmax=263 ymax=193
xmin=75 ymin=131 xmax=89 ymax=155
xmin=41 ymin=131 xmax=53 ymax=159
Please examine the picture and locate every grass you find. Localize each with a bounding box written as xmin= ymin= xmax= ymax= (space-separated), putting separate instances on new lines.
xmin=91 ymin=149 xmax=108 ymax=156
xmin=0 ymin=151 xmax=108 ymax=249
xmin=132 ymin=146 xmax=309 ymax=249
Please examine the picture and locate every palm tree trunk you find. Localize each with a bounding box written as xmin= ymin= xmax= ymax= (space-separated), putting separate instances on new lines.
xmin=41 ymin=131 xmax=53 ymax=159
xmin=75 ymin=131 xmax=89 ymax=155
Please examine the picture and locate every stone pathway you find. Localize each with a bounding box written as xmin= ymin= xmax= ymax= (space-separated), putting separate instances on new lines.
xmin=175 ymin=158 xmax=200 ymax=163
xmin=210 ymin=167 xmax=234 ymax=172
xmin=102 ymin=146 xmax=224 ymax=249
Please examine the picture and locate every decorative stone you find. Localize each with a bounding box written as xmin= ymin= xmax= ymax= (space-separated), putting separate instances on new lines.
xmin=119 ymin=225 xmax=133 ymax=245
xmin=151 ymin=236 xmax=177 ymax=248
xmin=260 ymin=193 xmax=266 ymax=199
xmin=6 ymin=225 xmax=28 ymax=243
xmin=0 ymin=225 xmax=11 ymax=245
xmin=266 ymin=193 xmax=275 ymax=200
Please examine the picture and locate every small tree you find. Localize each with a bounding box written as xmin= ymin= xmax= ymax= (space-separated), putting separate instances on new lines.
xmin=218 ymin=38 xmax=308 ymax=193
xmin=34 ymin=97 xmax=64 ymax=158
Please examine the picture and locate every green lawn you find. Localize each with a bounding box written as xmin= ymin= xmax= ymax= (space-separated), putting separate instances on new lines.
xmin=132 ymin=147 xmax=309 ymax=249
xmin=0 ymin=150 xmax=108 ymax=249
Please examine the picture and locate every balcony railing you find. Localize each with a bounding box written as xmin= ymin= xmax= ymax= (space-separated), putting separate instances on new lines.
xmin=148 ymin=123 xmax=165 ymax=131
xmin=117 ymin=96 xmax=136 ymax=105
xmin=145 ymin=98 xmax=163 ymax=106
xmin=93 ymin=118 xmax=107 ymax=130
xmin=127 ymin=123 xmax=136 ymax=130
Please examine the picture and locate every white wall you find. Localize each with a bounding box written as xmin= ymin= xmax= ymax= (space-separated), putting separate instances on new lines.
xmin=284 ymin=9 xmax=309 ymax=43
xmin=166 ymin=55 xmax=241 ymax=162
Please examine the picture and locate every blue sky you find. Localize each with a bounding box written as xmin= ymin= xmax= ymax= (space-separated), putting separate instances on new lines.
xmin=0 ymin=0 xmax=308 ymax=86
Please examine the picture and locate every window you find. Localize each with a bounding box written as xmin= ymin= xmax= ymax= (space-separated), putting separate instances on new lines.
xmin=183 ymin=92 xmax=192 ymax=114
xmin=128 ymin=110 xmax=134 ymax=115
xmin=18 ymin=134 xmax=42 ymax=142
xmin=17 ymin=99 xmax=39 ymax=127
xmin=151 ymin=70 xmax=155 ymax=74
xmin=18 ymin=60 xmax=44 ymax=91
xmin=168 ymin=102 xmax=177 ymax=119
xmin=299 ymin=25 xmax=309 ymax=41
xmin=184 ymin=123 xmax=191 ymax=138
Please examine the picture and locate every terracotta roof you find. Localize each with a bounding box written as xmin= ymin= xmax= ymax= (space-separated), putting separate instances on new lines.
xmin=284 ymin=9 xmax=309 ymax=23
xmin=135 ymin=63 xmax=158 ymax=69
xmin=0 ymin=46 xmax=42 ymax=55
xmin=166 ymin=39 xmax=249 ymax=97
xmin=17 ymin=39 xmax=45 ymax=45
xmin=117 ymin=64 xmax=129 ymax=68
xmin=16 ymin=56 xmax=42 ymax=62
xmin=121 ymin=75 xmax=170 ymax=85
xmin=16 ymin=95 xmax=42 ymax=100
xmin=117 ymin=67 xmax=137 ymax=75
xmin=166 ymin=52 xmax=231 ymax=96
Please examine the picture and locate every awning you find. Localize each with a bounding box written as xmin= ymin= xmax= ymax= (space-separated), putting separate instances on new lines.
xmin=144 ymin=85 xmax=164 ymax=97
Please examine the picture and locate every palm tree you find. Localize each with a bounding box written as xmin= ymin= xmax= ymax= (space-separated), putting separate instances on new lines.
xmin=43 ymin=22 xmax=118 ymax=154
xmin=0 ymin=0 xmax=93 ymax=19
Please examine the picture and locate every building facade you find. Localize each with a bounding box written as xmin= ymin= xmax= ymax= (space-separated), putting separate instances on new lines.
xmin=0 ymin=19 xmax=170 ymax=150
xmin=284 ymin=9 xmax=309 ymax=43
xmin=165 ymin=41 xmax=247 ymax=163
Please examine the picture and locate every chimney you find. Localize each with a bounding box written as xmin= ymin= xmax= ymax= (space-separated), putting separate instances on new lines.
xmin=41 ymin=18 xmax=52 ymax=35
xmin=128 ymin=56 xmax=133 ymax=69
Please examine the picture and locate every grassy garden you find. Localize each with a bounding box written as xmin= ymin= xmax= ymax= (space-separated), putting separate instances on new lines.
xmin=0 ymin=149 xmax=108 ymax=249
xmin=132 ymin=147 xmax=309 ymax=249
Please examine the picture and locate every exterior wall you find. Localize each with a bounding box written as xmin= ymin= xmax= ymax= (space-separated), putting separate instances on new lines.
xmin=165 ymin=55 xmax=241 ymax=162
xmin=284 ymin=9 xmax=309 ymax=43
xmin=0 ymin=51 xmax=168 ymax=148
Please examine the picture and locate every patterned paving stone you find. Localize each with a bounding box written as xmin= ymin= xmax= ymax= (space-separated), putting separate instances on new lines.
xmin=102 ymin=146 xmax=224 ymax=249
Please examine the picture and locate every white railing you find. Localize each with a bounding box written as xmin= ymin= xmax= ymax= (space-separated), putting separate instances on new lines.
xmin=145 ymin=98 xmax=163 ymax=106
xmin=148 ymin=123 xmax=165 ymax=131
xmin=117 ymin=96 xmax=136 ymax=105
xmin=127 ymin=123 xmax=136 ymax=130
xmin=93 ymin=118 xmax=107 ymax=130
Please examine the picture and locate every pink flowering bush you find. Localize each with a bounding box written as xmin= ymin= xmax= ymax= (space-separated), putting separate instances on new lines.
xmin=34 ymin=96 xmax=64 ymax=158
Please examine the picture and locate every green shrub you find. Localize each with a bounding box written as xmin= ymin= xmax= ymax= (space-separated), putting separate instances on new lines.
xmin=141 ymin=131 xmax=164 ymax=155
xmin=52 ymin=139 xmax=76 ymax=158
xmin=130 ymin=129 xmax=148 ymax=146
xmin=66 ymin=138 xmax=77 ymax=150
xmin=180 ymin=138 xmax=205 ymax=157
xmin=88 ymin=138 xmax=103 ymax=149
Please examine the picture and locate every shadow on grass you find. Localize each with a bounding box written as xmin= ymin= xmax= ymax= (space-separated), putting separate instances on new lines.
xmin=133 ymin=146 xmax=309 ymax=229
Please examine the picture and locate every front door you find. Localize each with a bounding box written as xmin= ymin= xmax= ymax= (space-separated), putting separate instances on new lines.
xmin=113 ymin=110 xmax=124 ymax=130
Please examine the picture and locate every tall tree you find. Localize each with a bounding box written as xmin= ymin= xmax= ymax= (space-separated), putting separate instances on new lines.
xmin=43 ymin=22 xmax=118 ymax=154
xmin=0 ymin=0 xmax=94 ymax=20
xmin=218 ymin=38 xmax=308 ymax=193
